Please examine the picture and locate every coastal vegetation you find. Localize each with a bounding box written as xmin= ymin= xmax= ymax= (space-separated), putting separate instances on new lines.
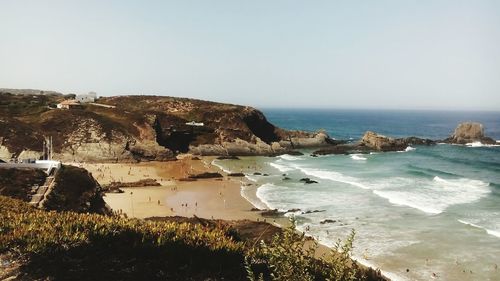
xmin=246 ymin=222 xmax=368 ymax=281
xmin=0 ymin=196 xmax=385 ymax=281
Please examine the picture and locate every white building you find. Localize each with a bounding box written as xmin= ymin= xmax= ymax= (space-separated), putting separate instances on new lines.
xmin=57 ymin=99 xmax=81 ymax=109
xmin=75 ymin=92 xmax=97 ymax=103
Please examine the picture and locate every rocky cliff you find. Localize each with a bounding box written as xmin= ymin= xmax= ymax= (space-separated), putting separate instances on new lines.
xmin=0 ymin=165 xmax=109 ymax=214
xmin=43 ymin=165 xmax=110 ymax=214
xmin=0 ymin=91 xmax=331 ymax=162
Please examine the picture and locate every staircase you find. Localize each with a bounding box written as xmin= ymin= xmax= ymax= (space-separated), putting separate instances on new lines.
xmin=29 ymin=170 xmax=57 ymax=208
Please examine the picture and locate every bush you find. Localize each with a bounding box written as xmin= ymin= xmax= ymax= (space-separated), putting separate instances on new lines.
xmin=0 ymin=196 xmax=246 ymax=280
xmin=245 ymin=218 xmax=365 ymax=281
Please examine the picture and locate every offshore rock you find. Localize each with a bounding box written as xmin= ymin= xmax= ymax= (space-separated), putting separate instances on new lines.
xmin=360 ymin=131 xmax=435 ymax=151
xmin=312 ymin=131 xmax=435 ymax=156
xmin=443 ymin=122 xmax=496 ymax=145
xmin=360 ymin=131 xmax=407 ymax=151
xmin=277 ymin=130 xmax=335 ymax=149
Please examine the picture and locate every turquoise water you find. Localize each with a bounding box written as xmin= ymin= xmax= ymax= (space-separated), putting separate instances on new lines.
xmin=215 ymin=110 xmax=500 ymax=281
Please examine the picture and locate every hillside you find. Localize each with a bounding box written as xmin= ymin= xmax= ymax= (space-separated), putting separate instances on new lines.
xmin=0 ymin=91 xmax=331 ymax=162
xmin=0 ymin=165 xmax=109 ymax=214
xmin=0 ymin=196 xmax=386 ymax=281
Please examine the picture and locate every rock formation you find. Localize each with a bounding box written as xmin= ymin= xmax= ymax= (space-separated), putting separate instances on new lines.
xmin=0 ymin=165 xmax=109 ymax=214
xmin=0 ymin=91 xmax=334 ymax=162
xmin=313 ymin=131 xmax=435 ymax=156
xmin=443 ymin=122 xmax=496 ymax=145
xmin=360 ymin=131 xmax=407 ymax=151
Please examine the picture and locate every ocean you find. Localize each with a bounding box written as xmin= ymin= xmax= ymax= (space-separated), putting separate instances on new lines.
xmin=213 ymin=109 xmax=500 ymax=281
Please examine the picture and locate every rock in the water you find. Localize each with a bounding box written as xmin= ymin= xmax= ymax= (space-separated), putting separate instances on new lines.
xmin=444 ymin=122 xmax=496 ymax=145
xmin=228 ymin=172 xmax=245 ymax=177
xmin=284 ymin=150 xmax=304 ymax=156
xmin=261 ymin=209 xmax=285 ymax=217
xmin=216 ymin=155 xmax=240 ymax=160
xmin=302 ymin=209 xmax=325 ymax=214
xmin=188 ymin=172 xmax=223 ymax=179
xmin=312 ymin=132 xmax=435 ymax=155
xmin=360 ymin=131 xmax=407 ymax=152
xmin=299 ymin=177 xmax=318 ymax=184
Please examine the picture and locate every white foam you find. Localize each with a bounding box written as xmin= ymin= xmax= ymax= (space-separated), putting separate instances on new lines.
xmin=465 ymin=141 xmax=500 ymax=147
xmin=458 ymin=219 xmax=500 ymax=239
xmin=244 ymin=175 xmax=259 ymax=182
xmin=298 ymin=167 xmax=370 ymax=189
xmin=373 ymin=177 xmax=491 ymax=214
xmin=487 ymin=229 xmax=500 ymax=238
xmin=397 ymin=146 xmax=416 ymax=153
xmin=405 ymin=146 xmax=416 ymax=152
xmin=373 ymin=190 xmax=442 ymax=214
xmin=355 ymin=259 xmax=409 ymax=281
xmin=240 ymin=185 xmax=268 ymax=210
xmin=466 ymin=141 xmax=483 ymax=147
xmin=278 ymin=154 xmax=302 ymax=161
xmin=294 ymin=164 xmax=492 ymax=215
xmin=210 ymin=160 xmax=232 ymax=174
xmin=255 ymin=183 xmax=280 ymax=210
xmin=269 ymin=162 xmax=294 ymax=172
xmin=351 ymin=154 xmax=367 ymax=161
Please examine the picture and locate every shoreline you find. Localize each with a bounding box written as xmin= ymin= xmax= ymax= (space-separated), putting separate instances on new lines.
xmin=73 ymin=156 xmax=388 ymax=280
xmin=75 ymin=157 xmax=261 ymax=221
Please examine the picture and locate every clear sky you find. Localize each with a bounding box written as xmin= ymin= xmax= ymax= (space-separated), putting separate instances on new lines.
xmin=1 ymin=0 xmax=499 ymax=110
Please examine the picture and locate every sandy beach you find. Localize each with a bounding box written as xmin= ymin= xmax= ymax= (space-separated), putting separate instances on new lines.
xmin=75 ymin=156 xmax=260 ymax=221
xmin=73 ymin=156 xmax=337 ymax=262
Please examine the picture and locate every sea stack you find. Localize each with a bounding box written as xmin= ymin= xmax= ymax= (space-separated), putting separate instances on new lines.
xmin=360 ymin=131 xmax=407 ymax=151
xmin=444 ymin=122 xmax=496 ymax=145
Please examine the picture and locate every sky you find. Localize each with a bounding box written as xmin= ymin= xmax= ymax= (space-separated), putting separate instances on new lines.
xmin=0 ymin=0 xmax=499 ymax=110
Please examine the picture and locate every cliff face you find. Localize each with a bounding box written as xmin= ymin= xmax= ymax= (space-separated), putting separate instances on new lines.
xmin=0 ymin=92 xmax=331 ymax=161
xmin=0 ymin=165 xmax=109 ymax=214
xmin=43 ymin=165 xmax=110 ymax=214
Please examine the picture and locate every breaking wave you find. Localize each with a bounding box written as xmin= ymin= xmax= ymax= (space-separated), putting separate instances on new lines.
xmin=269 ymin=162 xmax=294 ymax=172
xmin=278 ymin=154 xmax=302 ymax=161
xmin=458 ymin=219 xmax=500 ymax=239
xmin=351 ymin=154 xmax=367 ymax=161
xmin=373 ymin=177 xmax=490 ymax=214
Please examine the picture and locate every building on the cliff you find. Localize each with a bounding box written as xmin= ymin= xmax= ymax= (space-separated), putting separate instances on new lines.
xmin=185 ymin=121 xmax=204 ymax=126
xmin=75 ymin=92 xmax=97 ymax=103
xmin=57 ymin=99 xmax=81 ymax=109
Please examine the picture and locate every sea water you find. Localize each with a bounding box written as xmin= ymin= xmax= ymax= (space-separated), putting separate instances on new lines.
xmin=213 ymin=109 xmax=500 ymax=281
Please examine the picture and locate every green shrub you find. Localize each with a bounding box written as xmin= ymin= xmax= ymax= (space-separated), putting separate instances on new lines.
xmin=0 ymin=196 xmax=246 ymax=280
xmin=0 ymin=196 xmax=380 ymax=281
xmin=245 ymin=218 xmax=365 ymax=281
